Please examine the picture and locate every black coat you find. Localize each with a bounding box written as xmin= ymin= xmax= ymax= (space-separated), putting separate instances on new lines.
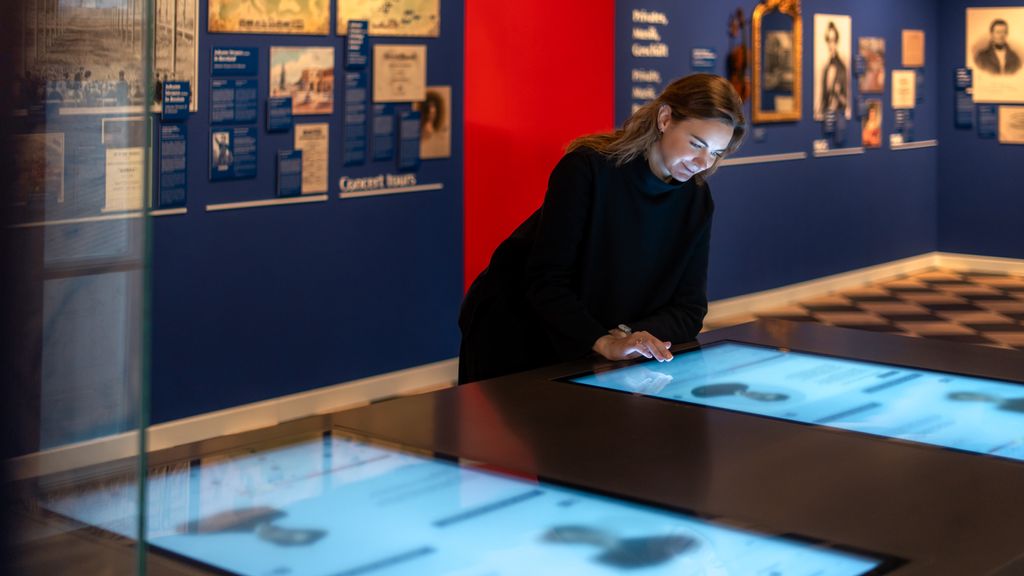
xmin=975 ymin=44 xmax=1022 ymax=75
xmin=458 ymin=146 xmax=713 ymax=383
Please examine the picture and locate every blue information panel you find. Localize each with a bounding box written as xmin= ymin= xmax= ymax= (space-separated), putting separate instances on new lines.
xmin=211 ymin=79 xmax=259 ymax=125
xmin=954 ymin=68 xmax=973 ymax=129
xmin=346 ymin=20 xmax=369 ymax=70
xmin=398 ymin=110 xmax=421 ymax=171
xmin=267 ymin=97 xmax=293 ymax=132
xmin=158 ymin=123 xmax=188 ymax=208
xmin=276 ymin=150 xmax=302 ymax=197
xmin=161 ymin=81 xmax=191 ymax=121
xmin=566 ymin=342 xmax=1024 ymax=463
xmin=978 ymin=104 xmax=998 ymax=139
xmin=344 ymin=71 xmax=369 ymax=165
xmin=43 ymin=432 xmax=889 ymax=576
xmin=372 ymin=103 xmax=396 ymax=162
xmin=212 ymin=47 xmax=259 ymax=77
xmin=210 ymin=127 xmax=257 ymax=181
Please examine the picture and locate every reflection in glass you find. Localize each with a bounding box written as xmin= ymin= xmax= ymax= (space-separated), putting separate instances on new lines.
xmin=5 ymin=0 xmax=152 ymax=573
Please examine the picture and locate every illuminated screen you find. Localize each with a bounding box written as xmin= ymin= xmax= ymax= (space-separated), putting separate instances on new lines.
xmin=566 ymin=341 xmax=1024 ymax=462
xmin=44 ymin=432 xmax=889 ymax=575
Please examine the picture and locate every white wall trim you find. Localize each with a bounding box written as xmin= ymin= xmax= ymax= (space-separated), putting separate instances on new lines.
xmin=813 ymin=146 xmax=865 ymax=158
xmin=6 ymin=358 xmax=458 ymax=481
xmin=935 ymin=252 xmax=1024 ymax=275
xmin=891 ymin=139 xmax=938 ymax=151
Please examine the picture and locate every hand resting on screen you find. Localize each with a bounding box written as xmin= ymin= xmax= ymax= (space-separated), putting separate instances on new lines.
xmin=593 ymin=329 xmax=673 ymax=363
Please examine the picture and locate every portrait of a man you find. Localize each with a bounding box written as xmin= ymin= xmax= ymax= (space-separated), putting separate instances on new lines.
xmin=814 ymin=14 xmax=852 ymax=121
xmin=967 ymin=7 xmax=1024 ymax=103
xmin=975 ymin=19 xmax=1021 ymax=75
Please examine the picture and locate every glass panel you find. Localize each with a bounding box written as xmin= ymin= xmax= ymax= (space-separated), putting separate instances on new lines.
xmin=4 ymin=0 xmax=151 ymax=574
xmin=565 ymin=342 xmax=1024 ymax=463
xmin=760 ymin=11 xmax=795 ymax=113
xmin=42 ymin=431 xmax=892 ymax=575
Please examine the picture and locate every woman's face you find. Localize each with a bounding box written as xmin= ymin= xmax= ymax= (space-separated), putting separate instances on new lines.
xmin=651 ymin=109 xmax=734 ymax=182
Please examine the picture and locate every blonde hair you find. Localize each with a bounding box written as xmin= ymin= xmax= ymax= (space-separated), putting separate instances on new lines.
xmin=567 ymin=74 xmax=745 ymax=182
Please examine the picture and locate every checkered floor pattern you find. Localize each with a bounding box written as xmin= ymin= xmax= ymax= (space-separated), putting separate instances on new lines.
xmin=751 ymin=268 xmax=1024 ymax=351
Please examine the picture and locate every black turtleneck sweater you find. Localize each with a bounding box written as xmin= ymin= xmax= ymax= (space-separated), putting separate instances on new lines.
xmin=458 ymin=146 xmax=714 ymax=383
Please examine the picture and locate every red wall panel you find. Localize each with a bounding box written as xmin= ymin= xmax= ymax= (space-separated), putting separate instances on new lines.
xmin=464 ymin=1 xmax=615 ymax=290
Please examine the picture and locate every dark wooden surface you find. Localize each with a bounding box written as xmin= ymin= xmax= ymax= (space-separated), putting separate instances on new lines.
xmin=331 ymin=320 xmax=1024 ymax=575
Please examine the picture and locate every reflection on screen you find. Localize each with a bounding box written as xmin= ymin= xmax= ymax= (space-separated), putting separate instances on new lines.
xmin=44 ymin=433 xmax=885 ymax=575
xmin=569 ymin=342 xmax=1024 ymax=462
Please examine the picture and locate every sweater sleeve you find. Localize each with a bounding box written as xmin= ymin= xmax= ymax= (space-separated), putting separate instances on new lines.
xmin=523 ymin=151 xmax=610 ymax=359
xmin=628 ymin=218 xmax=711 ymax=344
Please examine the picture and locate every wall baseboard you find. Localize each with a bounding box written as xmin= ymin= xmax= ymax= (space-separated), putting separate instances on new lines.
xmin=9 ymin=251 xmax=1023 ymax=481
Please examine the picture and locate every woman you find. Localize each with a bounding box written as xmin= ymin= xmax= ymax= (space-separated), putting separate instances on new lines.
xmin=458 ymin=74 xmax=745 ymax=384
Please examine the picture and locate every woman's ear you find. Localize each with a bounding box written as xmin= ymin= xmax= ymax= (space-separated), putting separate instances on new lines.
xmin=657 ymin=104 xmax=672 ymax=133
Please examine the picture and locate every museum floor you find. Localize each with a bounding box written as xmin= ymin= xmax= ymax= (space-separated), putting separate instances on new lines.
xmin=710 ymin=267 xmax=1024 ymax=351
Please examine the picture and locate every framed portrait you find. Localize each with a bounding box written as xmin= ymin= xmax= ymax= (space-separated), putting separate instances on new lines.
xmin=858 ymin=37 xmax=885 ymax=93
xmin=413 ymin=86 xmax=451 ymax=159
xmin=338 ymin=0 xmax=440 ymax=37
xmin=270 ymin=47 xmax=335 ymax=116
xmin=209 ymin=0 xmax=330 ymax=35
xmin=751 ymin=0 xmax=802 ymax=124
xmin=966 ymin=7 xmax=1024 ymax=103
xmin=861 ymin=99 xmax=882 ymax=149
xmin=813 ymin=14 xmax=852 ymax=121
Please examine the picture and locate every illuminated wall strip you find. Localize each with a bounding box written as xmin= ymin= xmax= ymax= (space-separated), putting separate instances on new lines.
xmin=720 ymin=152 xmax=808 ymax=167
xmin=813 ymin=147 xmax=865 ymax=158
xmin=891 ymin=139 xmax=938 ymax=151
xmin=10 ymin=212 xmax=145 ymax=229
xmin=206 ymin=194 xmax=329 ymax=212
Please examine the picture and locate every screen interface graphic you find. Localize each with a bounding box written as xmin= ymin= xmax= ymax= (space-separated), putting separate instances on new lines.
xmin=43 ymin=433 xmax=887 ymax=575
xmin=567 ymin=341 xmax=1024 ymax=462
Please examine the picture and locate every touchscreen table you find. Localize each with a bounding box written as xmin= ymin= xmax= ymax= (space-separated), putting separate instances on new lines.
xmin=43 ymin=431 xmax=891 ymax=575
xmin=565 ymin=341 xmax=1024 ymax=462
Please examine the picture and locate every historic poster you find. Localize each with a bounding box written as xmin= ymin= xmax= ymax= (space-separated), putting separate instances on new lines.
xmin=338 ymin=0 xmax=440 ymax=37
xmin=209 ymin=0 xmax=330 ymax=35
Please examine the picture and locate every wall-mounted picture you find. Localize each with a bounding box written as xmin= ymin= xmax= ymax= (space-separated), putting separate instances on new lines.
xmin=338 ymin=0 xmax=440 ymax=37
xmin=858 ymin=37 xmax=885 ymax=93
xmin=764 ymin=30 xmax=794 ymax=92
xmin=814 ymin=14 xmax=852 ymax=121
xmin=967 ymin=7 xmax=1024 ymax=103
xmin=413 ymin=86 xmax=451 ymax=159
xmin=861 ymin=99 xmax=882 ymax=149
xmin=209 ymin=0 xmax=330 ymax=35
xmin=270 ymin=47 xmax=335 ymax=116
xmin=155 ymin=0 xmax=199 ymax=112
xmin=17 ymin=0 xmax=195 ymax=114
xmin=14 ymin=133 xmax=65 ymax=204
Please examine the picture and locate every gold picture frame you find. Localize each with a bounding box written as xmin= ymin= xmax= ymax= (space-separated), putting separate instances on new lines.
xmin=752 ymin=0 xmax=803 ymax=123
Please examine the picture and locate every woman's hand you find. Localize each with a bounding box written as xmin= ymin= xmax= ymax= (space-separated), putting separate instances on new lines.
xmin=593 ymin=329 xmax=673 ymax=362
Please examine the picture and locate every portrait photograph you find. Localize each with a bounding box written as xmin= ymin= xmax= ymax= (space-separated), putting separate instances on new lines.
xmin=209 ymin=0 xmax=330 ymax=35
xmin=764 ymin=30 xmax=794 ymax=92
xmin=814 ymin=14 xmax=852 ymax=121
xmin=270 ymin=47 xmax=335 ymax=115
xmin=861 ymin=99 xmax=882 ymax=149
xmin=858 ymin=37 xmax=886 ymax=93
xmin=413 ymin=85 xmax=451 ymax=159
xmin=967 ymin=7 xmax=1024 ymax=103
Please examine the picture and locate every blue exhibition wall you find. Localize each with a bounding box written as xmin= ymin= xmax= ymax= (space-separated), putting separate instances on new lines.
xmin=616 ymin=0 xmax=940 ymax=300
xmin=150 ymin=1 xmax=464 ymax=423
xmin=937 ymin=0 xmax=1024 ymax=259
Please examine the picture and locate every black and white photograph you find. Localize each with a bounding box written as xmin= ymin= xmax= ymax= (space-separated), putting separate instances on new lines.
xmin=764 ymin=30 xmax=794 ymax=92
xmin=967 ymin=7 xmax=1024 ymax=103
xmin=814 ymin=14 xmax=852 ymax=121
xmin=413 ymin=85 xmax=451 ymax=159
xmin=16 ymin=0 xmax=196 ymax=114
